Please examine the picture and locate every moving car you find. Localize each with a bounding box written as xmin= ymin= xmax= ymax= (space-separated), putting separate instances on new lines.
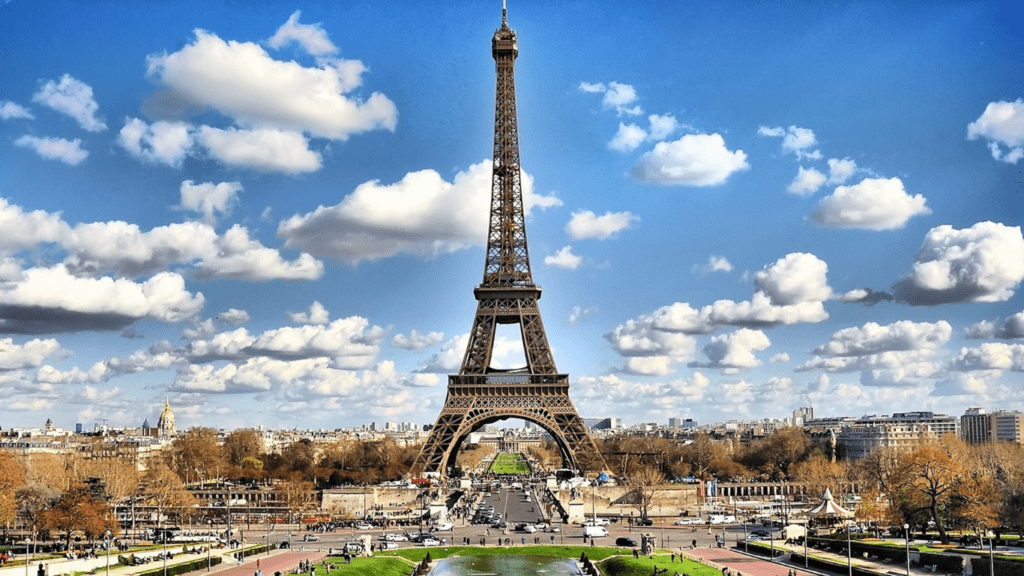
xmin=302 ymin=534 xmax=319 ymax=541
xmin=354 ymin=522 xmax=373 ymax=530
xmin=675 ymin=517 xmax=702 ymax=525
xmin=384 ymin=533 xmax=408 ymax=542
xmin=583 ymin=526 xmax=608 ymax=538
xmin=615 ymin=537 xmax=637 ymax=547
xmin=420 ymin=538 xmax=440 ymax=546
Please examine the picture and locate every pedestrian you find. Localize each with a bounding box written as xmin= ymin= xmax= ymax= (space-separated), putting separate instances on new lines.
xmin=256 ymin=559 xmax=260 ymax=570
xmin=692 ymin=539 xmax=696 ymax=549
xmin=671 ymin=552 xmax=676 ymax=563
xmin=521 ymin=537 xmax=525 ymax=545
xmin=37 ymin=565 xmax=44 ymax=576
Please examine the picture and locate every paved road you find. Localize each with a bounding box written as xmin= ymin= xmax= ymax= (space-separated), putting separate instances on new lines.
xmin=680 ymin=548 xmax=814 ymax=576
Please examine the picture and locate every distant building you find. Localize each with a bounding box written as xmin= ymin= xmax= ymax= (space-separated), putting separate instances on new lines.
xmin=157 ymin=400 xmax=176 ymax=438
xmin=668 ymin=417 xmax=683 ymax=428
xmin=838 ymin=411 xmax=958 ymax=459
xmin=962 ymin=407 xmax=1024 ymax=444
xmin=584 ymin=417 xmax=620 ymax=430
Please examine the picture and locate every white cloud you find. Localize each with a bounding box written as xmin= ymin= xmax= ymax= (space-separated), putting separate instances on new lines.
xmin=565 ymin=210 xmax=638 ymax=240
xmin=798 ymin=320 xmax=952 ymax=386
xmin=179 ymin=180 xmax=242 ymax=224
xmin=392 ymin=329 xmax=444 ymax=351
xmin=0 ymin=197 xmax=71 ymax=250
xmin=250 ymin=316 xmax=384 ymax=367
xmin=810 ymin=177 xmax=930 ymax=230
xmin=544 ymin=246 xmax=582 ymax=270
xmin=118 ymin=118 xmax=194 ymax=167
xmin=567 ymin=306 xmax=597 ymax=326
xmin=759 ymin=125 xmax=821 ymax=160
xmin=810 ymin=320 xmax=952 ymax=357
xmin=787 ymin=166 xmax=826 ymax=196
xmin=893 ymin=221 xmax=1024 ymax=305
xmin=0 ymin=338 xmax=65 ymax=370
xmin=932 ymin=370 xmax=1001 ymax=396
xmin=197 ymin=126 xmax=322 ymax=174
xmin=949 ymin=342 xmax=1024 ymax=372
xmin=0 ymin=267 xmax=203 ymax=333
xmin=827 ymin=157 xmax=857 ymax=184
xmin=278 ymin=160 xmax=558 ymax=263
xmin=147 ymin=28 xmax=396 ymax=141
xmin=771 ymin=353 xmax=790 ymax=363
xmin=289 ymin=301 xmax=330 ymax=325
xmin=690 ymin=328 xmax=771 ymax=369
xmin=14 ymin=135 xmax=88 ymax=165
xmin=755 ymin=252 xmax=832 ymax=306
xmin=578 ymin=82 xmax=605 ymax=93
xmin=624 ymin=356 xmax=674 ymax=376
xmin=61 ymin=220 xmax=322 ymax=281
xmin=647 ymin=114 xmax=679 ymax=141
xmin=217 ymin=309 xmax=250 ymax=325
xmin=267 ymin=11 xmax=338 ymax=57
xmin=631 ymin=133 xmax=750 ymax=186
xmin=32 ymin=74 xmax=106 ymax=132
xmin=602 ymin=82 xmax=642 ymax=116
xmin=693 ymin=255 xmax=733 ymax=276
xmin=1 ymin=101 xmax=34 ymax=120
xmin=966 ymin=311 xmax=1024 ymax=339
xmin=967 ymin=99 xmax=1024 ymax=164
xmin=608 ymin=123 xmax=647 ymax=152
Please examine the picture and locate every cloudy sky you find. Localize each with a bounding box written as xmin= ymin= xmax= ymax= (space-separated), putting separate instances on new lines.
xmin=1 ymin=0 xmax=1022 ymax=432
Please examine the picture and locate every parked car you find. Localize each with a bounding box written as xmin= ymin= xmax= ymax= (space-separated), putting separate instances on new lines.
xmin=384 ymin=533 xmax=408 ymax=542
xmin=354 ymin=522 xmax=373 ymax=530
xmin=637 ymin=518 xmax=654 ymax=526
xmin=420 ymin=538 xmax=440 ymax=546
xmin=675 ymin=517 xmax=702 ymax=525
xmin=522 ymin=525 xmax=537 ymax=533
xmin=615 ymin=537 xmax=637 ymax=547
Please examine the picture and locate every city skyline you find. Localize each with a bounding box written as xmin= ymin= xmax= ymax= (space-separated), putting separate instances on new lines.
xmin=0 ymin=0 xmax=1022 ymax=431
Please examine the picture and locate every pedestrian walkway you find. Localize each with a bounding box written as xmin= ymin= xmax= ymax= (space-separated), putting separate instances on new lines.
xmin=681 ymin=548 xmax=814 ymax=576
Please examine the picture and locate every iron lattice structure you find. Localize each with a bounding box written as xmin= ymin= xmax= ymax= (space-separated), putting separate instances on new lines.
xmin=413 ymin=7 xmax=605 ymax=478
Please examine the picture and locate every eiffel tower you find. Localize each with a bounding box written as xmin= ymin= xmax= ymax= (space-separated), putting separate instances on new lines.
xmin=413 ymin=4 xmax=605 ymax=479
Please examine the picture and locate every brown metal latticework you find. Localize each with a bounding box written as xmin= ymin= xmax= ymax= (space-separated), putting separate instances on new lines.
xmin=413 ymin=7 xmax=605 ymax=478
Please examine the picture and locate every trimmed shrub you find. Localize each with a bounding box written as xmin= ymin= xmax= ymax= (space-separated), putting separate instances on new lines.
xmin=137 ymin=555 xmax=222 ymax=576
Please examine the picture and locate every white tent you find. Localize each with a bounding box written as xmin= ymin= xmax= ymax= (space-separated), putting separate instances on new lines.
xmin=807 ymin=487 xmax=853 ymax=519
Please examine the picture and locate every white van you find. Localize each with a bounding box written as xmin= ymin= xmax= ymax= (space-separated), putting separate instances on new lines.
xmin=583 ymin=526 xmax=609 ymax=538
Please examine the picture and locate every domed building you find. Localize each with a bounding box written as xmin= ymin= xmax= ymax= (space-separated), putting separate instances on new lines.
xmin=157 ymin=400 xmax=176 ymax=438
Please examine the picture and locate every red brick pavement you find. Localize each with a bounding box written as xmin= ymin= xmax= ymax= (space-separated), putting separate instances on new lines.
xmin=206 ymin=551 xmax=328 ymax=576
xmin=680 ymin=548 xmax=812 ymax=576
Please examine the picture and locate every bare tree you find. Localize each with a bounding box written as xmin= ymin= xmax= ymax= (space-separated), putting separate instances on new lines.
xmin=626 ymin=466 xmax=664 ymax=521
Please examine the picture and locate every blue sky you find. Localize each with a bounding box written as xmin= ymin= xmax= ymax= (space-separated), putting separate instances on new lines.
xmin=1 ymin=0 xmax=1022 ymax=432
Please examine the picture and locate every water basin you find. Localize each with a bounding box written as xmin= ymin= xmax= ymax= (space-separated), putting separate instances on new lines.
xmin=427 ymin=555 xmax=581 ymax=576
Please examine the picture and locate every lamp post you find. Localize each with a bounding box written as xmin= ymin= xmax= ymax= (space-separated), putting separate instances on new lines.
xmin=207 ymin=520 xmax=212 ymax=572
xmin=105 ymin=531 xmax=111 ymax=576
xmin=743 ymin=522 xmax=747 ymax=553
xmin=847 ymin=525 xmax=852 ymax=576
xmin=24 ymin=537 xmax=30 ymax=576
xmin=989 ymin=536 xmax=995 ymax=576
xmin=803 ymin=519 xmax=808 ymax=568
xmin=903 ymin=523 xmax=910 ymax=576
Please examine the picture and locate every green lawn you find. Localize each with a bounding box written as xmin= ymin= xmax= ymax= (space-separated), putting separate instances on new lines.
xmin=601 ymin=555 xmax=722 ymax=576
xmin=487 ymin=452 xmax=532 ymax=475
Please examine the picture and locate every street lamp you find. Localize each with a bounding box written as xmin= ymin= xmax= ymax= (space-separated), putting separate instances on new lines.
xmin=847 ymin=524 xmax=852 ymax=576
xmin=903 ymin=523 xmax=910 ymax=576
xmin=207 ymin=520 xmax=212 ymax=572
xmin=24 ymin=537 xmax=30 ymax=576
xmin=105 ymin=531 xmax=111 ymax=576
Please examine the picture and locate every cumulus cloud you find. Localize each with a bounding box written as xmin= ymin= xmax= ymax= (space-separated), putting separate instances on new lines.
xmin=798 ymin=320 xmax=952 ymax=386
xmin=608 ymin=123 xmax=647 ymax=152
xmin=14 ymin=135 xmax=88 ymax=165
xmin=118 ymin=118 xmax=194 ymax=167
xmin=32 ymin=74 xmax=106 ymax=132
xmin=392 ymin=329 xmax=444 ymax=351
xmin=949 ymin=342 xmax=1024 ymax=372
xmin=771 ymin=353 xmax=791 ymax=363
xmin=892 ymin=221 xmax=1024 ymax=305
xmin=565 ymin=210 xmax=638 ymax=240
xmin=567 ymin=306 xmax=597 ymax=326
xmin=631 ymin=133 xmax=749 ymax=186
xmin=966 ymin=311 xmax=1024 ymax=339
xmin=147 ymin=28 xmax=396 ymax=141
xmin=693 ymin=255 xmax=733 ymax=276
xmin=197 ymin=126 xmax=322 ymax=174
xmin=607 ymin=114 xmax=680 ymax=152
xmin=578 ymin=81 xmax=642 ymax=116
xmin=544 ymin=246 xmax=582 ymax=270
xmin=787 ymin=166 xmax=826 ymax=196
xmin=179 ymin=180 xmax=242 ymax=224
xmin=420 ymin=332 xmax=531 ymax=373
xmin=267 ymin=11 xmax=338 ymax=57
xmin=967 ymin=99 xmax=1024 ymax=163
xmin=278 ymin=160 xmax=558 ymax=263
xmin=1 ymin=101 xmax=34 ymax=120
xmin=758 ymin=125 xmax=821 ymax=160
xmin=217 ymin=309 xmax=250 ymax=325
xmin=755 ymin=252 xmax=833 ymax=306
xmin=689 ymin=328 xmax=771 ymax=370
xmin=0 ymin=338 xmax=66 ymax=370
xmin=289 ymin=301 xmax=330 ymax=325
xmin=827 ymin=157 xmax=857 ymax=184
xmin=810 ymin=177 xmax=930 ymax=230
xmin=0 ymin=198 xmax=70 ymax=250
xmin=0 ymin=267 xmax=204 ymax=334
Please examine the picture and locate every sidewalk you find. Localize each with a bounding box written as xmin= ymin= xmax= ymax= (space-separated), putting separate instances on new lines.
xmin=681 ymin=548 xmax=817 ymax=576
